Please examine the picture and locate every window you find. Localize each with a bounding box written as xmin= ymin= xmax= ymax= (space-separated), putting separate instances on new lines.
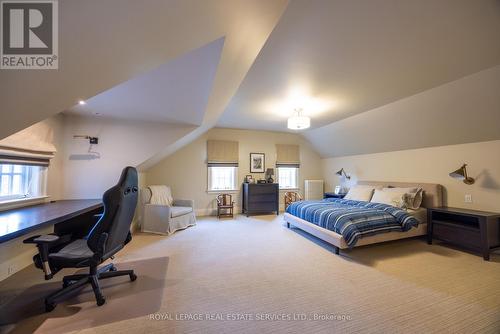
xmin=208 ymin=166 xmax=238 ymax=191
xmin=0 ymin=164 xmax=46 ymax=202
xmin=277 ymin=167 xmax=299 ymax=189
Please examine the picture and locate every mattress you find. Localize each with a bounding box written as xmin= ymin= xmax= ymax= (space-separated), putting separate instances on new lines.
xmin=285 ymin=198 xmax=420 ymax=247
xmin=284 ymin=212 xmax=427 ymax=249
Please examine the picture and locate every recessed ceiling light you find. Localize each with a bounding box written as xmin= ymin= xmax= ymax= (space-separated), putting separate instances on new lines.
xmin=78 ymin=100 xmax=86 ymax=105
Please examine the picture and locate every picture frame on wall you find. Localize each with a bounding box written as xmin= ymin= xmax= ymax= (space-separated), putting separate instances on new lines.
xmin=250 ymin=153 xmax=265 ymax=173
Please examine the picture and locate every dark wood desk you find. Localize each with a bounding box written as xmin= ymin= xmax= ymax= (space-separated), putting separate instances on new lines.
xmin=0 ymin=200 xmax=103 ymax=243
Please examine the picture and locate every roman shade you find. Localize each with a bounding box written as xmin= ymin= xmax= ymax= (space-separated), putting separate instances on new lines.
xmin=207 ymin=140 xmax=239 ymax=167
xmin=0 ymin=122 xmax=57 ymax=167
xmin=276 ymin=144 xmax=300 ymax=168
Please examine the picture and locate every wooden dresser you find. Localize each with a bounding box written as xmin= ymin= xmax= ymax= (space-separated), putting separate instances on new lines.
xmin=242 ymin=183 xmax=279 ymax=216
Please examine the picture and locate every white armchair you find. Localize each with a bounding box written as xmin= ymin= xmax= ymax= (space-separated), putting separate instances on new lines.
xmin=141 ymin=187 xmax=196 ymax=235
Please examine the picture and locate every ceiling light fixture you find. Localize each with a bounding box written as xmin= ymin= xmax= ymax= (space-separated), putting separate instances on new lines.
xmin=287 ymin=108 xmax=310 ymax=130
xmin=78 ymin=100 xmax=86 ymax=105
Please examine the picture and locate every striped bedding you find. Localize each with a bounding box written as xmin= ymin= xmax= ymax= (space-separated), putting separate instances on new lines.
xmin=285 ymin=198 xmax=420 ymax=247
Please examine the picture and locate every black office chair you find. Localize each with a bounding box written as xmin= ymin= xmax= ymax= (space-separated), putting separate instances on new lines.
xmin=24 ymin=166 xmax=139 ymax=312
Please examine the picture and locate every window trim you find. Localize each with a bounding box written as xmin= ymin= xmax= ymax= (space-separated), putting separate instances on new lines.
xmin=207 ymin=166 xmax=239 ymax=192
xmin=0 ymin=164 xmax=48 ymax=206
xmin=0 ymin=195 xmax=49 ymax=211
xmin=276 ymin=166 xmax=299 ymax=190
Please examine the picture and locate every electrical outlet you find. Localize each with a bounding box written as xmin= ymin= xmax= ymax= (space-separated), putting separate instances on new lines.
xmin=465 ymin=194 xmax=472 ymax=203
xmin=7 ymin=266 xmax=14 ymax=275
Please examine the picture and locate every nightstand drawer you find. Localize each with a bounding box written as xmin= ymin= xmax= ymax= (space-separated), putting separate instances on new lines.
xmin=433 ymin=223 xmax=481 ymax=249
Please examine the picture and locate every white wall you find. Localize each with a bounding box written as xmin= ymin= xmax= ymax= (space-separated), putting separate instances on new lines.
xmin=0 ymin=115 xmax=65 ymax=281
xmin=322 ymin=140 xmax=500 ymax=212
xmin=145 ymin=128 xmax=323 ymax=216
xmin=0 ymin=114 xmax=192 ymax=281
xmin=60 ymin=114 xmax=194 ymax=199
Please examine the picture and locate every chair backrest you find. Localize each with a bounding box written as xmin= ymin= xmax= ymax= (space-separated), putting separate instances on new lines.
xmin=217 ymin=194 xmax=233 ymax=206
xmin=87 ymin=166 xmax=138 ymax=257
xmin=284 ymin=191 xmax=302 ymax=209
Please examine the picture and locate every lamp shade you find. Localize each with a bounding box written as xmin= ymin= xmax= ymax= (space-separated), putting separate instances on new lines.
xmin=449 ymin=164 xmax=474 ymax=185
xmin=335 ymin=168 xmax=351 ymax=179
xmin=266 ymin=168 xmax=274 ymax=175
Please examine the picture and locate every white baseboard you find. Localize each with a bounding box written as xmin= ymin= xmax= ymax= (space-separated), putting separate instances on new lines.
xmin=195 ymin=206 xmax=285 ymax=217
xmin=195 ymin=206 xmax=243 ymax=217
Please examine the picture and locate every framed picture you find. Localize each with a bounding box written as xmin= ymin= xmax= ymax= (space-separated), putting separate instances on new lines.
xmin=250 ymin=153 xmax=265 ymax=173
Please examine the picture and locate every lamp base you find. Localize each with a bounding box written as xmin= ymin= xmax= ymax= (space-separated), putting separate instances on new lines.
xmin=463 ymin=177 xmax=475 ymax=185
xmin=267 ymin=177 xmax=274 ymax=183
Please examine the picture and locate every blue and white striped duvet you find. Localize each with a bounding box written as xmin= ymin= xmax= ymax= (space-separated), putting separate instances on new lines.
xmin=285 ymin=198 xmax=419 ymax=247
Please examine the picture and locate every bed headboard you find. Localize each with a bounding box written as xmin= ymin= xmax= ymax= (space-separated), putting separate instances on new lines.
xmin=357 ymin=181 xmax=443 ymax=208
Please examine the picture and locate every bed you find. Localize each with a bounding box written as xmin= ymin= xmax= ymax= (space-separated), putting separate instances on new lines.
xmin=283 ymin=181 xmax=443 ymax=254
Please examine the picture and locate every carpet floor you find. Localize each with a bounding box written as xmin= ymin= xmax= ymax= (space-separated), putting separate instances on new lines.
xmin=1 ymin=214 xmax=499 ymax=334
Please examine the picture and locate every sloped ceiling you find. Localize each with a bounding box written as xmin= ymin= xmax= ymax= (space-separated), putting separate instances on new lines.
xmin=65 ymin=38 xmax=224 ymax=125
xmin=218 ymin=0 xmax=500 ymax=136
xmin=0 ymin=0 xmax=289 ymax=140
xmin=3 ymin=0 xmax=499 ymax=169
xmin=305 ymin=65 xmax=500 ymax=158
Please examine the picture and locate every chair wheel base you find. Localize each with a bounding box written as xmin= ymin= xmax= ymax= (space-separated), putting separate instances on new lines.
xmin=96 ymin=297 xmax=106 ymax=306
xmin=45 ymin=302 xmax=56 ymax=312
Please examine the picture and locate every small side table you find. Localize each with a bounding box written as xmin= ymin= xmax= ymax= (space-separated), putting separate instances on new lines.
xmin=427 ymin=207 xmax=500 ymax=261
xmin=324 ymin=192 xmax=347 ymax=199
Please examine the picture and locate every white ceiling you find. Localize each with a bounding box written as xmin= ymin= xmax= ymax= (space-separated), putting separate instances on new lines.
xmin=66 ymin=38 xmax=224 ymax=125
xmin=218 ymin=0 xmax=500 ymax=132
xmin=0 ymin=0 xmax=288 ymax=139
xmin=304 ymin=65 xmax=500 ymax=158
xmin=3 ymin=0 xmax=500 ymax=167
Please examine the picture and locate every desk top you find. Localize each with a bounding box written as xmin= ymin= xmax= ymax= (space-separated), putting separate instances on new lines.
xmin=0 ymin=200 xmax=103 ymax=243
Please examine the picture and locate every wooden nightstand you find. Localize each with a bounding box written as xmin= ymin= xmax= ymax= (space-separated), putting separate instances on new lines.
xmin=427 ymin=207 xmax=500 ymax=261
xmin=324 ymin=192 xmax=347 ymax=199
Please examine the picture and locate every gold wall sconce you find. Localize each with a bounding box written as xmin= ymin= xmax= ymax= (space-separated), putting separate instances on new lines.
xmin=449 ymin=164 xmax=475 ymax=185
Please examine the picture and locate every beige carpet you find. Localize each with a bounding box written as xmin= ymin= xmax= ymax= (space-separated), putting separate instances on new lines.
xmin=1 ymin=215 xmax=499 ymax=334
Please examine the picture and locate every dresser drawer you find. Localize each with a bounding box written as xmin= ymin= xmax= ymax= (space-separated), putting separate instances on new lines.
xmin=248 ymin=185 xmax=277 ymax=195
xmin=247 ymin=202 xmax=276 ymax=212
xmin=248 ymin=193 xmax=276 ymax=203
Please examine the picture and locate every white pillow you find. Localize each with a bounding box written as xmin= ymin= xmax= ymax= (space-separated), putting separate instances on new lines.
xmin=371 ymin=189 xmax=408 ymax=208
xmin=382 ymin=187 xmax=423 ymax=209
xmin=344 ymin=186 xmax=375 ymax=201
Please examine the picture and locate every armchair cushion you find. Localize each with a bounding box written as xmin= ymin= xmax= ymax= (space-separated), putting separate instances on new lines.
xmin=170 ymin=206 xmax=193 ymax=218
xmin=173 ymin=199 xmax=194 ymax=208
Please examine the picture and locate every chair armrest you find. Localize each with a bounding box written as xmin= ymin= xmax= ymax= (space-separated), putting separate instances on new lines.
xmin=23 ymin=234 xmax=71 ymax=280
xmin=173 ymin=199 xmax=194 ymax=208
xmin=23 ymin=233 xmax=71 ymax=246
